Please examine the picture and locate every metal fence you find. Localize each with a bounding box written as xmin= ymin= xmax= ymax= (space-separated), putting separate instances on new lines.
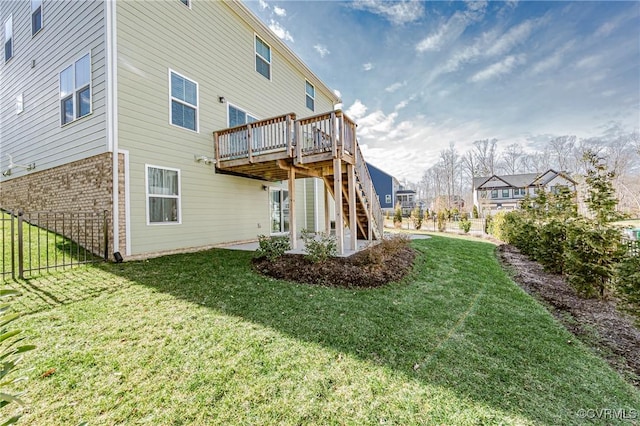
xmin=1 ymin=210 xmax=108 ymax=280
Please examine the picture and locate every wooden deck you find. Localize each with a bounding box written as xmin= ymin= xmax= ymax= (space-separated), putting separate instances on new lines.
xmin=213 ymin=110 xmax=383 ymax=253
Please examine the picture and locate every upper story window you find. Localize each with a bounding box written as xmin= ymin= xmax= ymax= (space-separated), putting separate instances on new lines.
xmin=305 ymin=81 xmax=315 ymax=111
xmin=514 ymin=187 xmax=526 ymax=196
xmin=491 ymin=189 xmax=498 ymax=199
xmin=60 ymin=53 xmax=91 ymax=125
xmin=146 ymin=165 xmax=181 ymax=224
xmin=255 ymin=35 xmax=271 ymax=80
xmin=31 ymin=0 xmax=43 ymax=35
xmin=502 ymin=189 xmax=510 ymax=198
xmin=170 ymin=70 xmax=198 ymax=131
xmin=4 ymin=15 xmax=12 ymax=62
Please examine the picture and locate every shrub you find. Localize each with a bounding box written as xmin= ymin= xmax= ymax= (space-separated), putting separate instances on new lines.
xmin=535 ymin=219 xmax=567 ymax=274
xmin=0 ymin=289 xmax=36 ymax=425
xmin=301 ymin=229 xmax=337 ymax=263
xmin=393 ymin=203 xmax=403 ymax=228
xmin=472 ymin=205 xmax=479 ymax=219
xmin=437 ymin=211 xmax=446 ymax=232
xmin=459 ymin=219 xmax=471 ymax=233
xmin=489 ymin=211 xmax=508 ymax=242
xmin=615 ymin=253 xmax=640 ymax=308
xmin=564 ymin=219 xmax=624 ymax=298
xmin=255 ymin=235 xmax=291 ymax=261
xmin=410 ymin=207 xmax=424 ymax=230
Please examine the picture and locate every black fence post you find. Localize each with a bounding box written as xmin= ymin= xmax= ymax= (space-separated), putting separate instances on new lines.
xmin=17 ymin=211 xmax=24 ymax=280
xmin=10 ymin=211 xmax=15 ymax=281
xmin=103 ymin=210 xmax=109 ymax=261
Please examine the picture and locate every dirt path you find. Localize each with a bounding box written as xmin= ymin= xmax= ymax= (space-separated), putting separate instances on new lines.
xmin=497 ymin=244 xmax=640 ymax=387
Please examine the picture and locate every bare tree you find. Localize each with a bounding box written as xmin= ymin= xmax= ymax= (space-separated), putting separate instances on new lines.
xmin=547 ymin=135 xmax=577 ymax=172
xmin=500 ymin=143 xmax=525 ymax=175
xmin=472 ymin=139 xmax=498 ymax=176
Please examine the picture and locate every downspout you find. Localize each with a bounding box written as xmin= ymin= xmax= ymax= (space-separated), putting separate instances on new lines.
xmin=106 ymin=0 xmax=119 ymax=257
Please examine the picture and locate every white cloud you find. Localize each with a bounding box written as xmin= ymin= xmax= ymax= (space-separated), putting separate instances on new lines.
xmin=576 ymin=55 xmax=600 ymax=69
xmin=346 ymin=100 xmax=368 ymax=120
xmin=269 ymin=20 xmax=294 ymax=42
xmin=486 ymin=18 xmax=538 ymax=57
xmin=531 ymin=41 xmax=574 ymax=74
xmin=363 ymin=63 xmax=374 ymax=71
xmin=314 ymin=44 xmax=330 ymax=58
xmin=395 ymin=100 xmax=409 ymax=110
xmin=470 ymin=54 xmax=526 ymax=82
xmin=258 ymin=0 xmax=268 ymax=10
xmin=351 ymin=0 xmax=424 ymax=25
xmin=273 ymin=6 xmax=286 ymax=17
xmin=416 ymin=2 xmax=488 ymax=53
xmin=385 ymin=81 xmax=405 ymax=92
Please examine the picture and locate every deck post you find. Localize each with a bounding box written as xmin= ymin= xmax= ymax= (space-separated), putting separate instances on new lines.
xmin=289 ymin=167 xmax=297 ymax=250
xmin=348 ymin=164 xmax=357 ymax=251
xmin=333 ymin=158 xmax=344 ymax=255
xmin=324 ymin=184 xmax=331 ymax=234
xmin=247 ymin=123 xmax=253 ymax=163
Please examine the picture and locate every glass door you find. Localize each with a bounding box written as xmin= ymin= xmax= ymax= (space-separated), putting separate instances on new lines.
xmin=270 ymin=189 xmax=289 ymax=234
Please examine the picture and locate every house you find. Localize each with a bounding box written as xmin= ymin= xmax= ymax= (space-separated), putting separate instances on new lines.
xmin=473 ymin=170 xmax=577 ymax=215
xmin=395 ymin=189 xmax=416 ymax=216
xmin=0 ymin=0 xmax=382 ymax=259
xmin=366 ymin=163 xmax=399 ymax=213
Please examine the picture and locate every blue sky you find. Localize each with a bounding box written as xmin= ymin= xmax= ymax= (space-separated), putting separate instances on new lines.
xmin=245 ymin=0 xmax=640 ymax=182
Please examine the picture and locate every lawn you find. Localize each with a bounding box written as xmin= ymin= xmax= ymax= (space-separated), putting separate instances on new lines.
xmin=7 ymin=235 xmax=640 ymax=425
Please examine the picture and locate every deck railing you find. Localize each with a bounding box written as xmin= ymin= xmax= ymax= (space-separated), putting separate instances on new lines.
xmin=214 ymin=113 xmax=295 ymax=162
xmin=213 ymin=110 xmax=383 ymax=239
xmin=354 ymin=143 xmax=384 ymax=238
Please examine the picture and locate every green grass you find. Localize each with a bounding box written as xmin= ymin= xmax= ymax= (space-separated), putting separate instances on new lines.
xmin=8 ymin=235 xmax=640 ymax=425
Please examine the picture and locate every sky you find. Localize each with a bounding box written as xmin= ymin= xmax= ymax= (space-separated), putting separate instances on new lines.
xmin=245 ymin=0 xmax=640 ymax=183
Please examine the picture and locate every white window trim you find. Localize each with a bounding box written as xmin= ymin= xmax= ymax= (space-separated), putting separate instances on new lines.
xmin=31 ymin=0 xmax=43 ymax=36
xmin=145 ymin=164 xmax=182 ymax=226
xmin=59 ymin=51 xmax=92 ymax=127
xmin=305 ymin=80 xmax=315 ymax=111
xmin=4 ymin=14 xmax=13 ymax=63
xmin=254 ymin=33 xmax=272 ymax=81
xmin=168 ymin=68 xmax=199 ymax=133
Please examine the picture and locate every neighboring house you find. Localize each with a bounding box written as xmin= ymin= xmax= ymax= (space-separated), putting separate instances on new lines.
xmin=367 ymin=163 xmax=399 ymax=213
xmin=395 ymin=189 xmax=416 ymax=216
xmin=0 ymin=0 xmax=382 ymax=259
xmin=473 ymin=170 xmax=577 ymax=215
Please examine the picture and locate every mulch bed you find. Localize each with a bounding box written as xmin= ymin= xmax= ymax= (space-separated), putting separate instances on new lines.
xmin=252 ymin=243 xmax=416 ymax=288
xmin=497 ymin=244 xmax=640 ymax=387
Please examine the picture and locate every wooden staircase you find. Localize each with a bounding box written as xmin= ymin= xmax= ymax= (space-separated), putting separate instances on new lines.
xmin=214 ymin=110 xmax=384 ymax=252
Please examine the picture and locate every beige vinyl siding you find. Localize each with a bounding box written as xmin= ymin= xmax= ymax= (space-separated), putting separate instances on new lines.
xmin=0 ymin=0 xmax=107 ymax=178
xmin=116 ymin=0 xmax=336 ymax=254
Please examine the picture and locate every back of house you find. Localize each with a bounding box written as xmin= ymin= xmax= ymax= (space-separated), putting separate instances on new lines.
xmin=1 ymin=0 xmax=346 ymax=259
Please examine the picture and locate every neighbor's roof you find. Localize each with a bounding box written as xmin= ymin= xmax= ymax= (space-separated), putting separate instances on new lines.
xmin=473 ymin=169 xmax=577 ymax=190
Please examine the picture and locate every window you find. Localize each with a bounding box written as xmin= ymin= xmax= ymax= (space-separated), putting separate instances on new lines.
xmin=514 ymin=187 xmax=526 ymax=196
xmin=179 ymin=0 xmax=190 ymax=6
xmin=60 ymin=53 xmax=91 ymax=125
xmin=31 ymin=0 xmax=43 ymax=35
xmin=491 ymin=190 xmax=498 ymax=199
xmin=255 ymin=35 xmax=271 ymax=80
xmin=228 ymin=104 xmax=257 ymax=127
xmin=305 ymin=81 xmax=315 ymax=111
xmin=147 ymin=166 xmax=181 ymax=224
xmin=385 ymin=194 xmax=391 ymax=204
xmin=4 ymin=15 xmax=12 ymax=62
xmin=16 ymin=93 xmax=23 ymax=114
xmin=170 ymin=70 xmax=198 ymax=131
xmin=502 ymin=189 xmax=510 ymax=198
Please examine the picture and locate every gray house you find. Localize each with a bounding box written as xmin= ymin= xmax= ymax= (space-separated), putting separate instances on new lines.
xmin=0 ymin=0 xmax=382 ymax=259
xmin=473 ymin=170 xmax=577 ymax=215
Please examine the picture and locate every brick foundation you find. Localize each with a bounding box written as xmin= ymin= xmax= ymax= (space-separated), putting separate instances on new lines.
xmin=0 ymin=153 xmax=126 ymax=259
